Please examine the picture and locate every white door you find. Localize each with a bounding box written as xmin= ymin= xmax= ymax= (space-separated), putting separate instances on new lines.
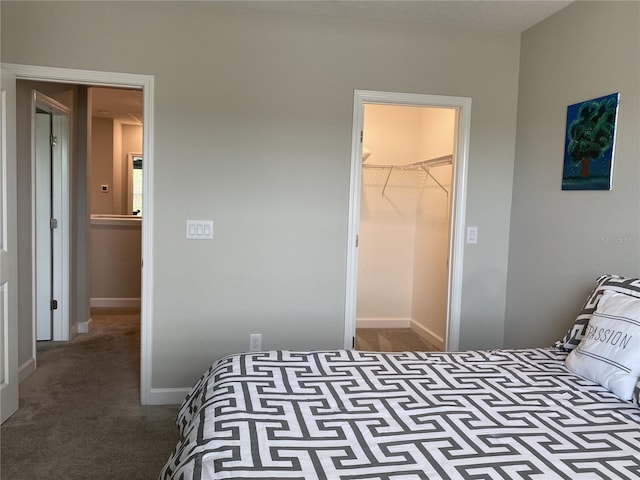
xmin=50 ymin=112 xmax=70 ymax=341
xmin=34 ymin=92 xmax=70 ymax=342
xmin=36 ymin=112 xmax=53 ymax=340
xmin=1 ymin=67 xmax=19 ymax=423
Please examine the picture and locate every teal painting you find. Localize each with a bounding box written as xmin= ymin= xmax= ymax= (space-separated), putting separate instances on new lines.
xmin=562 ymin=93 xmax=619 ymax=190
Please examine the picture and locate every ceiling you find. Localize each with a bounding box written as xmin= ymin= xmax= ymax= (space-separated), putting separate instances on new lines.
xmin=221 ymin=0 xmax=572 ymax=32
xmin=91 ymin=87 xmax=143 ymax=125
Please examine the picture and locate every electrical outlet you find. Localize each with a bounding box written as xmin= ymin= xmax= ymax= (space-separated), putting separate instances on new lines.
xmin=249 ymin=333 xmax=262 ymax=352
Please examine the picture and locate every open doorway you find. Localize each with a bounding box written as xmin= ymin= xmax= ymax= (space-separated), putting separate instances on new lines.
xmin=4 ymin=63 xmax=156 ymax=408
xmin=28 ymin=84 xmax=144 ymax=332
xmin=345 ymin=90 xmax=471 ymax=353
xmin=87 ymin=87 xmax=143 ymax=313
xmin=355 ymin=104 xmax=455 ymax=352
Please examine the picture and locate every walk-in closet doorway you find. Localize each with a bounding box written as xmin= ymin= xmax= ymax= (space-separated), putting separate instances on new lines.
xmin=345 ymin=90 xmax=472 ymax=354
xmin=356 ymin=104 xmax=455 ymax=351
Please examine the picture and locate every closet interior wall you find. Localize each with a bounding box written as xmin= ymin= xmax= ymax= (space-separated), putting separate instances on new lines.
xmin=356 ymin=104 xmax=455 ymax=349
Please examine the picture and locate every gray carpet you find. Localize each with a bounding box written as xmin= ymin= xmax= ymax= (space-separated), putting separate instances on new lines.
xmin=1 ymin=308 xmax=179 ymax=480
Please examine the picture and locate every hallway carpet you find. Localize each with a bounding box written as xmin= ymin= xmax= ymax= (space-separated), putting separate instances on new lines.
xmin=1 ymin=309 xmax=179 ymax=480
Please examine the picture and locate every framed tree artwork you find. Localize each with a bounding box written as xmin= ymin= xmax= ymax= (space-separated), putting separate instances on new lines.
xmin=562 ymin=93 xmax=619 ymax=190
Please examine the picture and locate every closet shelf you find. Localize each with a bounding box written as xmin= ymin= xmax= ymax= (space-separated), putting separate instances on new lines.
xmin=363 ymin=154 xmax=452 ymax=197
xmin=362 ymin=154 xmax=452 ymax=171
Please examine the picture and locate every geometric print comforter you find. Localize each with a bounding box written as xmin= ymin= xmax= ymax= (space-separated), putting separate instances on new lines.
xmin=159 ymin=349 xmax=640 ymax=480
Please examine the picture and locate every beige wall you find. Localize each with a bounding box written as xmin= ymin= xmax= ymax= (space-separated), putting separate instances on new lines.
xmin=357 ymin=105 xmax=423 ymax=323
xmin=90 ymin=221 xmax=141 ymax=301
xmin=412 ymin=164 xmax=451 ymax=345
xmin=505 ymin=1 xmax=640 ymax=347
xmin=112 ymin=119 xmax=123 ymax=214
xmin=89 ymin=118 xmax=142 ymax=215
xmin=363 ymin=105 xmax=423 ymax=167
xmin=89 ymin=118 xmax=143 ymax=301
xmin=420 ymin=109 xmax=456 ymax=162
xmin=90 ymin=117 xmax=114 ymax=214
xmin=2 ymin=2 xmax=521 ymax=389
xmin=413 ymin=109 xmax=455 ymax=345
xmin=120 ymin=124 xmax=143 ymax=215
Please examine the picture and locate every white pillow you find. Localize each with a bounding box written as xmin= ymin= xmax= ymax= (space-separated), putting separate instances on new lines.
xmin=565 ymin=290 xmax=640 ymax=401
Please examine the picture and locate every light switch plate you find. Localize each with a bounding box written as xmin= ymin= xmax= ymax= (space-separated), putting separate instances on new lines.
xmin=186 ymin=220 xmax=214 ymax=240
xmin=249 ymin=333 xmax=262 ymax=352
xmin=466 ymin=226 xmax=478 ymax=244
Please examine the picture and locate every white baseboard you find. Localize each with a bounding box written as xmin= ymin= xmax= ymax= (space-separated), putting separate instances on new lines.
xmin=19 ymin=357 xmax=36 ymax=383
xmin=410 ymin=320 xmax=445 ymax=350
xmin=143 ymin=387 xmax=190 ymax=405
xmin=356 ymin=317 xmax=411 ymax=328
xmin=77 ymin=317 xmax=92 ymax=334
xmin=90 ymin=297 xmax=141 ymax=308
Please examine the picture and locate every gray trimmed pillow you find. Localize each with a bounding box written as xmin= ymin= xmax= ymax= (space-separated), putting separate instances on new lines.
xmin=558 ymin=274 xmax=640 ymax=407
xmin=565 ymin=290 xmax=640 ymax=401
xmin=558 ymin=274 xmax=640 ymax=351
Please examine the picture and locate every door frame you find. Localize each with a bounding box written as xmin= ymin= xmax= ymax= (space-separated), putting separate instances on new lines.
xmin=32 ymin=91 xmax=71 ymax=343
xmin=344 ymin=90 xmax=471 ymax=351
xmin=1 ymin=63 xmax=156 ymax=404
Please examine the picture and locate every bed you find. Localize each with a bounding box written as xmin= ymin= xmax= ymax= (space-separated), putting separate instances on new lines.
xmin=159 ymin=275 xmax=640 ymax=480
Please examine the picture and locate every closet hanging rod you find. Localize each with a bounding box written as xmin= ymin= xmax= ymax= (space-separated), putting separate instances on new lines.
xmin=402 ymin=154 xmax=452 ymax=170
xmin=362 ymin=154 xmax=453 ymax=170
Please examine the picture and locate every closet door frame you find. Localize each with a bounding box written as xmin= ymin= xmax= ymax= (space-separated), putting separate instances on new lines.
xmin=344 ymin=90 xmax=471 ymax=351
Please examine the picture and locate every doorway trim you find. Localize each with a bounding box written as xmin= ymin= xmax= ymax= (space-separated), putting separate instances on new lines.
xmin=2 ymin=63 xmax=156 ymax=404
xmin=344 ymin=90 xmax=471 ymax=351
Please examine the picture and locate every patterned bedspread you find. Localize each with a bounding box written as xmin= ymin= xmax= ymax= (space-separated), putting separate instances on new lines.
xmin=159 ymin=349 xmax=640 ymax=479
